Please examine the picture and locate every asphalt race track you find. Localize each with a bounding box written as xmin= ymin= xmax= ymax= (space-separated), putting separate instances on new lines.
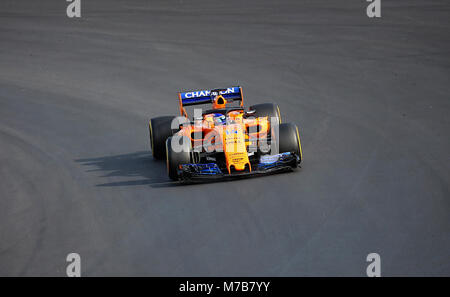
xmin=0 ymin=0 xmax=449 ymax=276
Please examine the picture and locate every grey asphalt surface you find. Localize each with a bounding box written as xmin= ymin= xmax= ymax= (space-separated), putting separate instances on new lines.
xmin=0 ymin=0 xmax=449 ymax=276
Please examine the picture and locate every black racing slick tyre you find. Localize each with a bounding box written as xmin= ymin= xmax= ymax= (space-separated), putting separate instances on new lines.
xmin=149 ymin=116 xmax=176 ymax=160
xmin=276 ymin=123 xmax=303 ymax=166
xmin=248 ymin=103 xmax=281 ymax=124
xmin=166 ymin=136 xmax=192 ymax=180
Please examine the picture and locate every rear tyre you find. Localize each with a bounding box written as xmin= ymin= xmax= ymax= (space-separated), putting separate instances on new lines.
xmin=275 ymin=123 xmax=302 ymax=167
xmin=149 ymin=116 xmax=176 ymax=159
xmin=166 ymin=136 xmax=192 ymax=180
xmin=248 ymin=103 xmax=281 ymax=124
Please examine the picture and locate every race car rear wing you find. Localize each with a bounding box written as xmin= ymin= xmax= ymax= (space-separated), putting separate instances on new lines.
xmin=177 ymin=86 xmax=244 ymax=117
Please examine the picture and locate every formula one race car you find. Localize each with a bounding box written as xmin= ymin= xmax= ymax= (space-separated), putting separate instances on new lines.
xmin=149 ymin=86 xmax=302 ymax=182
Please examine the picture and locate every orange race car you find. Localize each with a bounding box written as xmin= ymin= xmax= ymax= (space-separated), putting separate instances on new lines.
xmin=149 ymin=86 xmax=302 ymax=182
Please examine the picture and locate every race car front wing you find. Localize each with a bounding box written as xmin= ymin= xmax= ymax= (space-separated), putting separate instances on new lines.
xmin=178 ymin=152 xmax=300 ymax=182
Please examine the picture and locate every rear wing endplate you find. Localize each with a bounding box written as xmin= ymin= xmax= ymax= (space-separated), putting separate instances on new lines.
xmin=177 ymin=86 xmax=244 ymax=116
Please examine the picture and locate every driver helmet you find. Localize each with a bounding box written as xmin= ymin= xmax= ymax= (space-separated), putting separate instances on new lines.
xmin=212 ymin=113 xmax=226 ymax=125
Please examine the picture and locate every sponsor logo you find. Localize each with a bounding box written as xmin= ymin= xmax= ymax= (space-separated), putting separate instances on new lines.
xmin=225 ymin=129 xmax=239 ymax=135
xmin=183 ymin=87 xmax=238 ymax=99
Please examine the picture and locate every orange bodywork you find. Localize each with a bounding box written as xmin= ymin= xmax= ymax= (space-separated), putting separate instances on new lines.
xmin=174 ymin=112 xmax=270 ymax=174
xmin=176 ymin=86 xmax=268 ymax=174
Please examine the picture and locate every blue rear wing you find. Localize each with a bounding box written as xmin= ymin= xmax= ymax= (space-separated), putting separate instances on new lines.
xmin=178 ymin=86 xmax=243 ymax=107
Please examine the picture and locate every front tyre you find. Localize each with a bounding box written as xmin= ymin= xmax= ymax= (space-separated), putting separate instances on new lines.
xmin=276 ymin=123 xmax=302 ymax=167
xmin=166 ymin=136 xmax=192 ymax=180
